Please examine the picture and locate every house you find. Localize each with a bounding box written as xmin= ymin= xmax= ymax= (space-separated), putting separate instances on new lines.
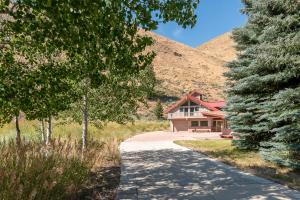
xmin=164 ymin=90 xmax=229 ymax=133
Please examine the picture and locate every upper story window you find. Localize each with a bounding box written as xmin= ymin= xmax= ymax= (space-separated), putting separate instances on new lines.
xmin=179 ymin=105 xmax=200 ymax=112
xmin=190 ymin=101 xmax=198 ymax=106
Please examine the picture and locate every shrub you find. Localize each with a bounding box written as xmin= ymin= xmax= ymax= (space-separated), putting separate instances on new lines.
xmin=153 ymin=100 xmax=164 ymax=120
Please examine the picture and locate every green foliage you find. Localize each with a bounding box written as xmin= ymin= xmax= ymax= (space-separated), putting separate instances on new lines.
xmin=226 ymin=0 xmax=300 ymax=168
xmin=153 ymin=100 xmax=164 ymax=120
xmin=0 ymin=0 xmax=199 ymax=142
xmin=260 ymin=88 xmax=300 ymax=169
xmin=0 ymin=0 xmax=199 ymax=197
xmin=0 ymin=7 xmax=78 ymax=128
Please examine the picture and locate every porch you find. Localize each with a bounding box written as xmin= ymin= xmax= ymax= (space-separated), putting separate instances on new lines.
xmin=167 ymin=106 xmax=208 ymax=120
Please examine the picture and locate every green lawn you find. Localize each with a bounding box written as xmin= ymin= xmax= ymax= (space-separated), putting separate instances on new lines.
xmin=175 ymin=140 xmax=300 ymax=190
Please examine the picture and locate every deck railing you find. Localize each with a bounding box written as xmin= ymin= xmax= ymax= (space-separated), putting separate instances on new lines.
xmin=167 ymin=112 xmax=203 ymax=119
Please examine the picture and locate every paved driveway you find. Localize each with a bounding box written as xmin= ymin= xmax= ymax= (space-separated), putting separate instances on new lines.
xmin=117 ymin=131 xmax=300 ymax=200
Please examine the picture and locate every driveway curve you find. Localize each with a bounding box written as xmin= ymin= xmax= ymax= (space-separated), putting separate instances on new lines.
xmin=117 ymin=131 xmax=300 ymax=200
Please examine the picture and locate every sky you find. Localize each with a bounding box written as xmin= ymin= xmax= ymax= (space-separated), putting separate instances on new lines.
xmin=154 ymin=0 xmax=247 ymax=47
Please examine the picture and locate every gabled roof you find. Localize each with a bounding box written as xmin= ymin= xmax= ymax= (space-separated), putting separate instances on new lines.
xmin=202 ymin=111 xmax=225 ymax=119
xmin=164 ymin=94 xmax=221 ymax=114
xmin=188 ymin=96 xmax=220 ymax=111
xmin=189 ymin=89 xmax=203 ymax=96
xmin=205 ymin=100 xmax=226 ymax=109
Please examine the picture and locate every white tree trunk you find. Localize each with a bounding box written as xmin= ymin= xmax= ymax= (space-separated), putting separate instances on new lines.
xmin=15 ymin=114 xmax=21 ymax=147
xmin=46 ymin=116 xmax=52 ymax=145
xmin=40 ymin=119 xmax=46 ymax=143
xmin=82 ymin=93 xmax=88 ymax=150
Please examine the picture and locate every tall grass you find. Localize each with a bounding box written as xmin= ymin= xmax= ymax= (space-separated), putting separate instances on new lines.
xmin=0 ymin=120 xmax=169 ymax=142
xmin=0 ymin=138 xmax=97 ymax=199
xmin=0 ymin=120 xmax=168 ymax=199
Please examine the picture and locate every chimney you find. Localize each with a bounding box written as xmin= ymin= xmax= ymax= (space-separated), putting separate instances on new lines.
xmin=199 ymin=94 xmax=203 ymax=100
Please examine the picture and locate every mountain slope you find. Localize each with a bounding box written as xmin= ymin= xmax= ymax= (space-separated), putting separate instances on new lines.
xmin=197 ymin=32 xmax=237 ymax=63
xmin=142 ymin=31 xmax=237 ymax=100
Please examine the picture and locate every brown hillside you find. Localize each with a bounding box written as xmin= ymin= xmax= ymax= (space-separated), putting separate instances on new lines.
xmin=197 ymin=32 xmax=237 ymax=63
xmin=142 ymin=31 xmax=237 ymax=101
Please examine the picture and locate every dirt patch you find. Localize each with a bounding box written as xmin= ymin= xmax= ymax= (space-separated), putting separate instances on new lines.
xmin=73 ymin=166 xmax=121 ymax=200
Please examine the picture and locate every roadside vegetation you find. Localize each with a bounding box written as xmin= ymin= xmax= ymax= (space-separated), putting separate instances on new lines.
xmin=175 ymin=140 xmax=300 ymax=190
xmin=0 ymin=0 xmax=199 ymax=199
xmin=0 ymin=120 xmax=169 ymax=142
xmin=0 ymin=120 xmax=168 ymax=200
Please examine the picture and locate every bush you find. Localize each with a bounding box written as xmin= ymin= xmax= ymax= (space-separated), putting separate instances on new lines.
xmin=153 ymin=100 xmax=164 ymax=120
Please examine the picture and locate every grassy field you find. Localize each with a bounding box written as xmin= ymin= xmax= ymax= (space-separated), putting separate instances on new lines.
xmin=175 ymin=140 xmax=300 ymax=190
xmin=0 ymin=119 xmax=169 ymax=142
xmin=0 ymin=119 xmax=168 ymax=199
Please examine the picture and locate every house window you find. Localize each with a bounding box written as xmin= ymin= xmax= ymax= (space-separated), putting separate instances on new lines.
xmin=191 ymin=121 xmax=199 ymax=127
xmin=200 ymin=121 xmax=209 ymax=127
xmin=190 ymin=101 xmax=198 ymax=106
xmin=180 ymin=107 xmax=184 ymax=112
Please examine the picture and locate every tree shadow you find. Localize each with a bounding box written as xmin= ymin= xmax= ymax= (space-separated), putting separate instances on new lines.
xmin=73 ymin=166 xmax=120 ymax=200
xmin=117 ymin=149 xmax=300 ymax=200
xmin=196 ymin=149 xmax=300 ymax=191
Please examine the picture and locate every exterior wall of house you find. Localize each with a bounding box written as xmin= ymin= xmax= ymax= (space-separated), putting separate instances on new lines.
xmin=165 ymin=95 xmax=226 ymax=133
xmin=188 ymin=118 xmax=213 ymax=129
xmin=170 ymin=118 xmax=225 ymax=132
xmin=167 ymin=101 xmax=209 ymax=119
xmin=187 ymin=118 xmax=213 ymax=132
xmin=171 ymin=119 xmax=189 ymax=132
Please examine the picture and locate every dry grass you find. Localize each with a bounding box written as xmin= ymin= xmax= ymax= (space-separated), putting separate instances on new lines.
xmin=196 ymin=32 xmax=237 ymax=63
xmin=175 ymin=140 xmax=300 ymax=190
xmin=0 ymin=138 xmax=97 ymax=200
xmin=0 ymin=120 xmax=169 ymax=142
xmin=0 ymin=120 xmax=168 ymax=199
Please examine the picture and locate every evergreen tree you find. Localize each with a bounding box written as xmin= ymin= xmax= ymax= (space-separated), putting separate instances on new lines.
xmin=255 ymin=0 xmax=300 ymax=168
xmin=226 ymin=0 xmax=300 ymax=168
xmin=225 ymin=0 xmax=272 ymax=149
xmin=154 ymin=100 xmax=164 ymax=120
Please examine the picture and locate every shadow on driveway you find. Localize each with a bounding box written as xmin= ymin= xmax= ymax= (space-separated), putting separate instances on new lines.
xmin=118 ymin=148 xmax=300 ymax=200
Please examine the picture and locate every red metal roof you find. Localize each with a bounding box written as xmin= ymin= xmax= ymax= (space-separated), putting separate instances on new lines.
xmin=164 ymin=95 xmax=189 ymax=114
xmin=188 ymin=95 xmax=219 ymax=111
xmin=164 ymin=92 xmax=224 ymax=114
xmin=205 ymin=100 xmax=226 ymax=108
xmin=189 ymin=89 xmax=203 ymax=96
xmin=201 ymin=111 xmax=225 ymax=119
